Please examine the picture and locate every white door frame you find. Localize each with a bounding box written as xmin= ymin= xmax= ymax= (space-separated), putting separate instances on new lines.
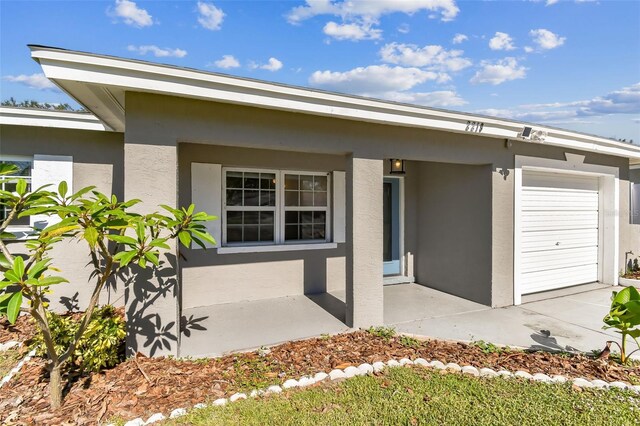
xmin=382 ymin=175 xmax=407 ymax=283
xmin=513 ymin=153 xmax=619 ymax=305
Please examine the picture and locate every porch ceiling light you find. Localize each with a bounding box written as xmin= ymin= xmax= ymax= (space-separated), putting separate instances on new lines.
xmin=390 ymin=159 xmax=406 ymax=175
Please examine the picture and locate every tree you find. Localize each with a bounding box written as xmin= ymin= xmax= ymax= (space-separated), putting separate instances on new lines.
xmin=0 ymin=163 xmax=216 ymax=408
xmin=1 ymin=97 xmax=86 ymax=112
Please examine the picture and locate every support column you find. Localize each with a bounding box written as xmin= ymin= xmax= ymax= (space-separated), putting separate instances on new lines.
xmin=124 ymin=140 xmax=180 ymax=357
xmin=346 ymin=155 xmax=384 ymax=328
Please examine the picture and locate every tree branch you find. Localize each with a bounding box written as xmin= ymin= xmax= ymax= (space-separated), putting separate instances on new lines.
xmin=58 ymin=256 xmax=114 ymax=365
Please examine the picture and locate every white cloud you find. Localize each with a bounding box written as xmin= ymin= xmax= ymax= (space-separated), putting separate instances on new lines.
xmin=197 ymin=1 xmax=224 ymax=30
xmin=287 ymin=0 xmax=460 ymax=24
xmin=379 ymin=43 xmax=472 ymax=73
xmin=323 ymin=21 xmax=382 ymax=40
xmin=382 ymin=90 xmax=467 ymax=107
xmin=530 ymin=29 xmax=566 ymax=50
xmin=309 ymin=64 xmax=440 ymax=94
xmin=127 ymin=45 xmax=187 ymax=58
xmin=524 ymin=46 xmax=534 ymax=53
xmin=212 ymin=54 xmax=240 ymax=69
xmin=398 ymin=23 xmax=410 ymax=34
xmin=3 ymin=73 xmax=57 ymax=90
xmin=452 ymin=33 xmax=468 ymax=44
xmin=470 ymin=57 xmax=527 ymax=85
xmin=111 ymin=0 xmax=153 ymax=28
xmin=479 ymin=82 xmax=640 ymax=123
xmin=545 ymin=0 xmax=559 ymax=5
xmin=489 ymin=32 xmax=516 ymax=51
xmin=309 ymin=63 xmax=465 ymax=108
xmin=287 ymin=0 xmax=459 ymax=40
xmin=253 ymin=57 xmax=283 ymax=72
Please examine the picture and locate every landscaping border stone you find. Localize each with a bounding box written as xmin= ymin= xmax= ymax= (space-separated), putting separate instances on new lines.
xmin=0 ymin=347 xmax=36 ymax=389
xmin=111 ymin=355 xmax=640 ymax=426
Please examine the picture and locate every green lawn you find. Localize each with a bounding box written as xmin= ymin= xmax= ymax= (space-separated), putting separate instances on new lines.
xmin=0 ymin=348 xmax=21 ymax=378
xmin=164 ymin=367 xmax=640 ymax=426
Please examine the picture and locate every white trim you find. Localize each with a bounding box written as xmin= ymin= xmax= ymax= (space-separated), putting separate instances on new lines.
xmin=332 ymin=171 xmax=346 ymax=244
xmin=217 ymin=242 xmax=337 ymax=254
xmin=29 ymin=46 xmax=640 ymax=162
xmin=0 ymin=107 xmax=109 ymax=131
xmin=383 ymin=175 xmax=406 ymax=277
xmin=513 ymin=155 xmax=619 ymax=305
xmin=191 ymin=162 xmax=222 ymax=248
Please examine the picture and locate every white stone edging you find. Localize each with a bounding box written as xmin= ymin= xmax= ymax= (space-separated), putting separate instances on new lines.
xmin=0 ymin=345 xmax=36 ymax=389
xmin=112 ymin=356 xmax=640 ymax=426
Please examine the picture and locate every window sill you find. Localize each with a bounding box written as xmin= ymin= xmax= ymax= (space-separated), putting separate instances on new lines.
xmin=4 ymin=226 xmax=35 ymax=241
xmin=217 ymin=242 xmax=338 ymax=254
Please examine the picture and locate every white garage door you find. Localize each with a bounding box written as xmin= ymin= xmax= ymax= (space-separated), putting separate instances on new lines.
xmin=520 ymin=171 xmax=600 ymax=294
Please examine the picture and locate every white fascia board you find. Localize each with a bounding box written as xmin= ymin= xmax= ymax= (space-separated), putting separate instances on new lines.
xmin=0 ymin=107 xmax=110 ymax=131
xmin=30 ymin=46 xmax=640 ymax=161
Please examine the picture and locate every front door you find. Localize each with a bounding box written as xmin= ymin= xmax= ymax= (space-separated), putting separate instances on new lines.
xmin=383 ymin=177 xmax=401 ymax=276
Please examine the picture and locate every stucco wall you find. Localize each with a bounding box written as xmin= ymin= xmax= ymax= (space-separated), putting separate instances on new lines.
xmin=178 ymin=143 xmax=347 ymax=308
xmin=0 ymin=124 xmax=124 ymax=311
xmin=126 ymin=92 xmax=632 ymax=309
xmin=414 ymin=162 xmax=493 ymax=305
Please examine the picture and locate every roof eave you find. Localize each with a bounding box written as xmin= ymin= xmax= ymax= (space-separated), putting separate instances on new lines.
xmin=29 ymin=45 xmax=640 ymax=161
xmin=0 ymin=106 xmax=111 ymax=131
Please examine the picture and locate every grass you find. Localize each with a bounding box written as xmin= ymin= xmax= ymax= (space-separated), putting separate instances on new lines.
xmin=0 ymin=348 xmax=21 ymax=378
xmin=163 ymin=367 xmax=640 ymax=426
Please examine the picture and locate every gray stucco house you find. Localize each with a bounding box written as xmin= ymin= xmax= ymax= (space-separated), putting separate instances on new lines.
xmin=1 ymin=45 xmax=639 ymax=357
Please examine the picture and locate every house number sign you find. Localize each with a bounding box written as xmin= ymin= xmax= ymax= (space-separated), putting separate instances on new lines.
xmin=465 ymin=121 xmax=484 ymax=133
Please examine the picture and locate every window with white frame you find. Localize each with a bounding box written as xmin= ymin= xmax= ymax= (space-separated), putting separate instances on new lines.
xmin=0 ymin=159 xmax=33 ymax=226
xmin=223 ymin=168 xmax=330 ymax=245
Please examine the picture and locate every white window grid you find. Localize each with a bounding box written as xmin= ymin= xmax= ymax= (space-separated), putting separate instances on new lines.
xmin=0 ymin=158 xmax=32 ymax=223
xmin=222 ymin=167 xmax=331 ymax=246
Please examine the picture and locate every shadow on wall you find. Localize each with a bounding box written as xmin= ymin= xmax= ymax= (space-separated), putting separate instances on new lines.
xmin=123 ymin=253 xmax=208 ymax=357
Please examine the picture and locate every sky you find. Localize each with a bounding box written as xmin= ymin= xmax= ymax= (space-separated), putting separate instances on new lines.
xmin=1 ymin=0 xmax=639 ymax=142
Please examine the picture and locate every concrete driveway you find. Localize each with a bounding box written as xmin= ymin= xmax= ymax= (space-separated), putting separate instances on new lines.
xmin=386 ymin=283 xmax=621 ymax=355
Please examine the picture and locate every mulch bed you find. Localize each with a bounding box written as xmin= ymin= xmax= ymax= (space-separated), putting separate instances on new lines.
xmin=622 ymin=272 xmax=640 ymax=280
xmin=1 ymin=329 xmax=639 ymax=426
xmin=0 ymin=316 xmax=38 ymax=345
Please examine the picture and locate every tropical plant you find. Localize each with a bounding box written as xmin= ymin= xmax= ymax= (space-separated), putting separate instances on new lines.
xmin=0 ymin=163 xmax=217 ymax=408
xmin=602 ymin=286 xmax=640 ymax=364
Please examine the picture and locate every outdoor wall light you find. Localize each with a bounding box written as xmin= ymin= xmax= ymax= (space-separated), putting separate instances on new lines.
xmin=390 ymin=159 xmax=406 ymax=175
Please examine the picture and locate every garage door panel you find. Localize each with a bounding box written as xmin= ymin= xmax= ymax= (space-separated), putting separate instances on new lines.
xmin=521 ymin=264 xmax=598 ymax=294
xmin=523 ymin=172 xmax=599 ymax=191
xmin=521 ymin=213 xmax=598 ymax=231
xmin=521 ymin=246 xmax=599 ymax=273
xmin=521 ymin=229 xmax=599 ymax=251
xmin=519 ymin=171 xmax=599 ymax=296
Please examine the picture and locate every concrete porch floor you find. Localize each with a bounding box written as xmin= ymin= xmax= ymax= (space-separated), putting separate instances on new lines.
xmin=179 ymin=282 xmax=622 ymax=358
xmin=386 ymin=282 xmax=618 ymax=355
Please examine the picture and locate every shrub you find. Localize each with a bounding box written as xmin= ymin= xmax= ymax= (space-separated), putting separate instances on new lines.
xmin=31 ymin=305 xmax=125 ymax=373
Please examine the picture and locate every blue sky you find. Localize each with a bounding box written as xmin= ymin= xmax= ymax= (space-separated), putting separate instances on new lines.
xmin=1 ymin=0 xmax=639 ymax=141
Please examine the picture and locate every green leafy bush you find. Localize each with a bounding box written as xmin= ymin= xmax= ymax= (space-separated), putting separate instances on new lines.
xmin=367 ymin=326 xmax=396 ymax=342
xmin=31 ymin=305 xmax=125 ymax=372
xmin=602 ymin=286 xmax=640 ymax=364
xmin=399 ymin=335 xmax=421 ymax=348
